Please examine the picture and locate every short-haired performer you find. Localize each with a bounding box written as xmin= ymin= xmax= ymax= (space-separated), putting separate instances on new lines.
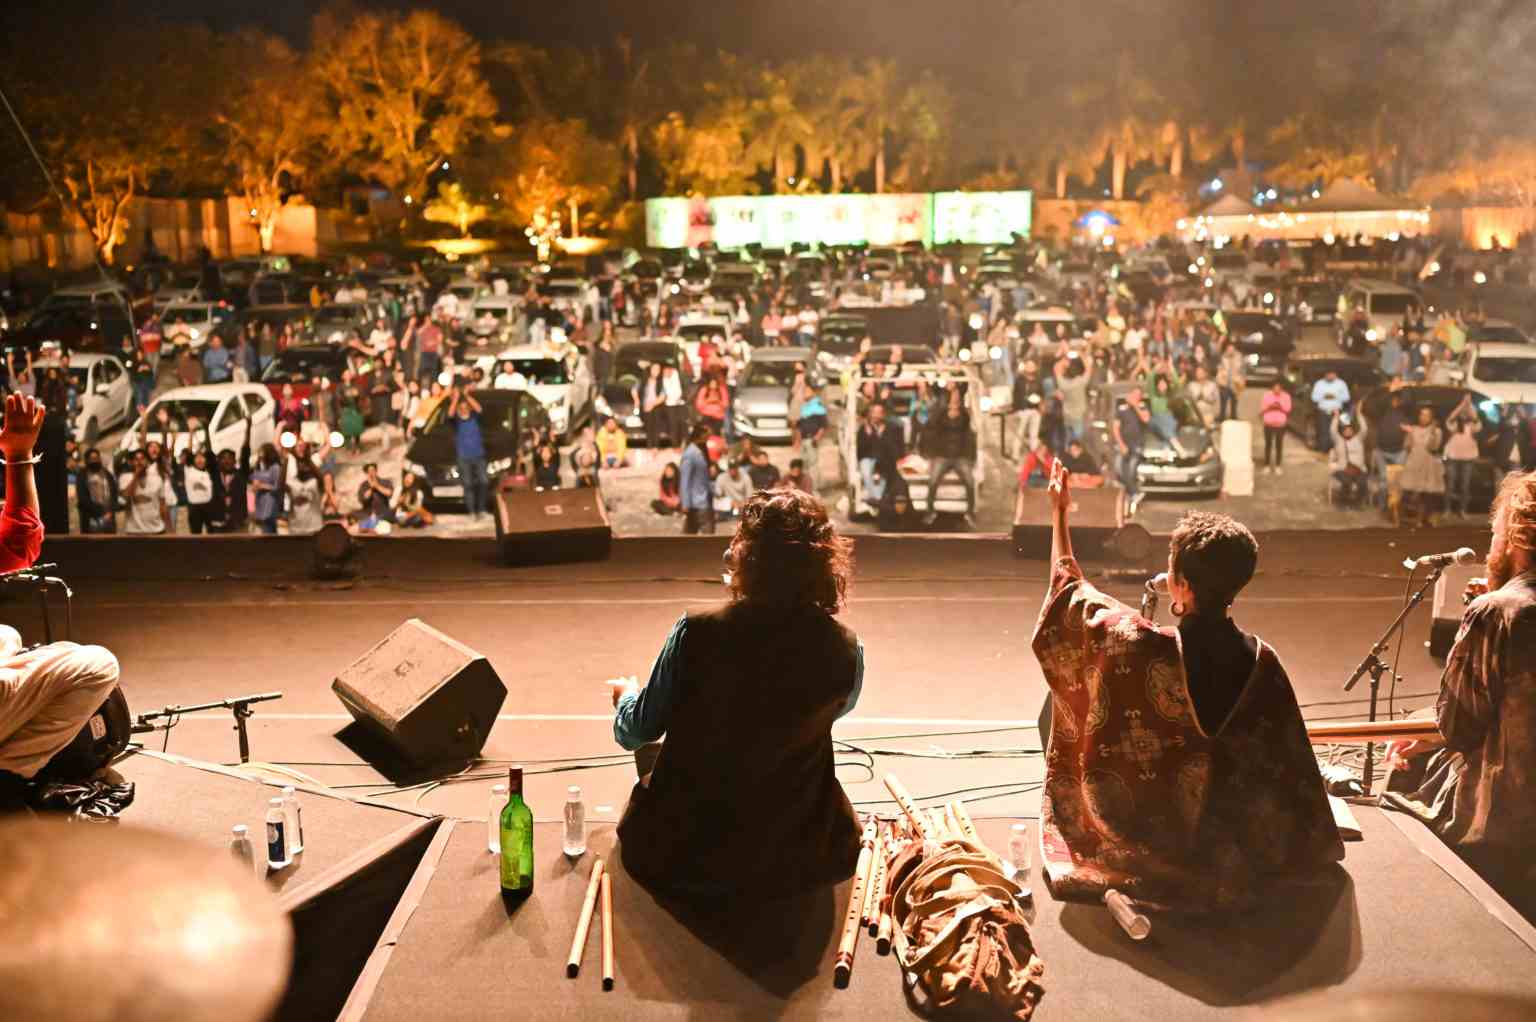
xmin=1032 ymin=460 xmax=1342 ymax=912
xmin=607 ymin=488 xmax=863 ymax=899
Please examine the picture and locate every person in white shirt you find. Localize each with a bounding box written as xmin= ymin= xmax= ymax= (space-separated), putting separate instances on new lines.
xmin=183 ymin=449 xmax=216 ymax=534
xmin=1329 ymin=410 xmax=1369 ymax=507
xmin=286 ymin=457 xmax=325 ymax=534
xmin=368 ymin=317 xmax=395 ymax=355
xmin=494 ymin=360 xmax=528 ymax=390
xmin=715 ymin=458 xmax=753 ymax=517
xmin=662 ymin=365 xmax=686 ymax=448
xmin=118 ymin=450 xmax=170 ymax=534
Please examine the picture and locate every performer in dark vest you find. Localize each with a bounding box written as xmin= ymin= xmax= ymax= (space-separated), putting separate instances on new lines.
xmin=609 ymin=488 xmax=862 ymax=898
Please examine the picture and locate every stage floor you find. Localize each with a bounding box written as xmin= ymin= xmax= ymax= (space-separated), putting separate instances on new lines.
xmin=16 ymin=529 xmax=1483 ymax=828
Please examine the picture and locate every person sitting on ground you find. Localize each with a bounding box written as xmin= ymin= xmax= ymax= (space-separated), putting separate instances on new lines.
xmin=747 ymin=447 xmax=781 ymax=491
xmin=356 ymin=463 xmax=395 ymax=529
xmin=569 ymin=425 xmax=601 ymax=489
xmin=609 ymin=487 xmax=864 ymax=898
xmin=532 ymin=443 xmax=562 ymax=489
xmin=783 ymin=458 xmax=813 ymax=494
xmin=1033 ymin=462 xmax=1342 ymax=912
xmin=393 ymin=471 xmax=434 ymax=528
xmin=596 ymin=417 xmax=629 ymax=469
xmin=652 ymin=462 xmax=681 ymax=516
xmin=1329 ymin=411 xmax=1369 ymax=507
xmin=715 ymin=458 xmax=753 ymax=517
xmin=1385 ymin=470 xmax=1536 ymax=920
xmin=0 ymin=394 xmax=120 ymax=807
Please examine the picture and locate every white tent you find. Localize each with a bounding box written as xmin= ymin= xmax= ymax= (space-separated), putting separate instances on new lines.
xmin=1178 ymin=179 xmax=1429 ymax=242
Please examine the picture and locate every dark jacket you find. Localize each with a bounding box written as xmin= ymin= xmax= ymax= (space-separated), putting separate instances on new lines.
xmin=210 ymin=444 xmax=252 ymax=531
xmin=925 ymin=409 xmax=974 ymax=460
xmin=617 ymin=602 xmax=861 ymax=897
xmin=856 ymin=422 xmax=903 ymax=474
xmin=76 ymin=465 xmax=119 ymax=533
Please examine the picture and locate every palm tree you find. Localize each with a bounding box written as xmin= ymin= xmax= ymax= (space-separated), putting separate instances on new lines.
xmin=744 ymin=66 xmax=814 ymax=193
xmin=611 ymin=36 xmax=653 ymax=200
xmin=842 ymin=58 xmax=902 ymax=193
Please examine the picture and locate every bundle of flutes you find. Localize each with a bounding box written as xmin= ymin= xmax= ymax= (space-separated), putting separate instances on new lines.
xmin=834 ymin=816 xmax=880 ymax=988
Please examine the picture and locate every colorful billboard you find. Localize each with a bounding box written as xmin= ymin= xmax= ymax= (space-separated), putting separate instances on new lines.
xmin=644 ymin=191 xmax=1030 ymax=249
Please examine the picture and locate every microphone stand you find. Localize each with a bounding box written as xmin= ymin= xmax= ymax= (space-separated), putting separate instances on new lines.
xmin=1342 ymin=564 xmax=1444 ymax=791
xmin=131 ymin=692 xmax=284 ymax=763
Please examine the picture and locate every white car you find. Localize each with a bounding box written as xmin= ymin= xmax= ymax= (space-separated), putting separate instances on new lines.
xmin=472 ymin=345 xmax=593 ymax=439
xmin=39 ymin=281 xmax=136 ymax=316
xmin=675 ymin=311 xmax=733 ymax=373
xmin=38 ymin=353 xmax=134 ymax=446
xmin=470 ymin=296 xmax=524 ymax=340
xmin=1462 ymin=342 xmax=1536 ymax=407
xmin=153 ymin=274 xmax=204 ymax=311
xmin=120 ymin=383 xmax=277 ymax=463
xmin=160 ymin=301 xmax=234 ymax=350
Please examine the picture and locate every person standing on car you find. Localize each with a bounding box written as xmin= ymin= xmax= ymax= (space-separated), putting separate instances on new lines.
xmin=922 ymin=389 xmax=977 ymax=527
xmin=448 ymin=385 xmax=490 ymax=521
xmin=1215 ymin=340 xmax=1245 ymax=422
xmin=1113 ymin=384 xmax=1152 ymax=513
xmin=679 ymin=423 xmax=714 ymax=535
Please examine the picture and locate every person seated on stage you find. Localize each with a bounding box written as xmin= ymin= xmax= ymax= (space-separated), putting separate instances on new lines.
xmin=607 ymin=488 xmax=863 ymax=898
xmin=0 ymin=395 xmax=120 ymax=807
xmin=1386 ymin=470 xmax=1536 ymax=918
xmin=1032 ymin=461 xmax=1342 ymax=912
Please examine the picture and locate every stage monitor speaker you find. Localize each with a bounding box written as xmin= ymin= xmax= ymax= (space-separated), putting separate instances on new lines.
xmin=332 ymin=619 xmax=506 ymax=767
xmin=493 ymin=486 xmax=612 ymax=566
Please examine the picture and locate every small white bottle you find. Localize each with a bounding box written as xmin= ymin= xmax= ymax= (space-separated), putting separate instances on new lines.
xmin=1006 ymin=822 xmax=1031 ymax=880
xmin=281 ymin=786 xmax=305 ymax=856
xmin=562 ymin=785 xmax=586 ymax=858
xmin=487 ymin=783 xmax=507 ymax=854
xmin=265 ymin=798 xmax=291 ymax=870
xmin=229 ymin=824 xmax=256 ymax=875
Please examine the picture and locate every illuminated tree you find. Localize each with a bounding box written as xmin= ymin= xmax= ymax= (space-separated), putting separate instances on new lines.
xmin=423 ymin=181 xmax=491 ymax=238
xmin=312 ymin=8 xmax=497 ymax=203
xmin=1265 ymin=113 xmax=1376 ymax=188
xmin=490 ymin=118 xmax=620 ymax=240
xmin=842 ymin=58 xmax=905 ymax=193
xmin=1415 ymin=139 xmax=1536 ymax=209
xmin=214 ymin=33 xmax=322 ymax=252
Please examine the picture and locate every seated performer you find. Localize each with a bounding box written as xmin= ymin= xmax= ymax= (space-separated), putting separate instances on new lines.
xmin=608 ymin=488 xmax=862 ymax=898
xmin=1033 ymin=461 xmax=1341 ymax=911
xmin=1387 ymin=470 xmax=1536 ymax=918
xmin=0 ymin=395 xmax=121 ymax=806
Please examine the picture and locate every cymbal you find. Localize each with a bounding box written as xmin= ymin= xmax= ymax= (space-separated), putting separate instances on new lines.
xmin=0 ymin=818 xmax=290 ymax=1022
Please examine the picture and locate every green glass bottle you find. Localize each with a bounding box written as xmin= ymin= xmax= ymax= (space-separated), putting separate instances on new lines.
xmin=499 ymin=765 xmax=534 ymax=901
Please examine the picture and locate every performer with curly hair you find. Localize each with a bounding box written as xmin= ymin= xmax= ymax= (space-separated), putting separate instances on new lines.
xmin=1388 ymin=470 xmax=1536 ymax=919
xmin=1032 ymin=461 xmax=1342 ymax=912
xmin=608 ymin=487 xmax=863 ymax=898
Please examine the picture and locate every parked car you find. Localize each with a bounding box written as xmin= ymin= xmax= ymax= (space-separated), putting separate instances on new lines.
xmin=260 ymin=344 xmax=351 ymax=403
xmin=1359 ymin=383 xmax=1503 ymax=508
xmin=118 ymin=383 xmax=277 ymax=467
xmin=1282 ymin=354 xmax=1387 ymax=440
xmin=161 ymin=301 xmax=236 ymax=350
xmin=153 ymin=271 xmax=205 ymax=311
xmin=594 ymin=340 xmax=693 ymax=444
xmin=733 ymin=347 xmax=818 ymax=443
xmin=1221 ymin=310 xmax=1295 ymax=382
xmin=40 ymin=353 xmax=135 ymax=445
xmin=470 ymin=296 xmax=524 ymax=341
xmin=472 ymin=344 xmax=593 ymax=439
xmin=1461 ymin=341 xmax=1536 ymax=408
xmin=402 ymin=389 xmax=548 ymax=508
xmin=1467 ymin=319 xmax=1534 ymax=346
xmin=0 ymin=304 xmax=134 ymax=356
xmin=1136 ymin=414 xmax=1223 ymax=498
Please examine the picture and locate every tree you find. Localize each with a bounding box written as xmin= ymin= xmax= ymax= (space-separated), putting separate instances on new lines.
xmin=489 ymin=118 xmax=620 ymax=239
xmin=890 ymin=71 xmax=956 ymax=191
xmin=1415 ymin=138 xmax=1536 ymax=209
xmin=312 ymin=8 xmax=497 ymax=203
xmin=650 ymin=109 xmax=756 ymax=196
xmin=843 ymin=59 xmax=904 ymax=193
xmin=423 ymin=181 xmax=491 ymax=237
xmin=0 ymin=20 xmax=216 ymax=264
xmin=214 ymin=33 xmax=323 ymax=252
xmin=1265 ymin=113 xmax=1376 ymax=188
xmin=742 ymin=63 xmax=814 ymax=194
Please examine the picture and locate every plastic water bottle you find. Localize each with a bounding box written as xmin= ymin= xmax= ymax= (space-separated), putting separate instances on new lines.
xmin=1006 ymin=823 xmax=1031 ymax=880
xmin=265 ymin=798 xmax=291 ymax=870
xmin=281 ymin=786 xmax=304 ymax=856
xmin=562 ymin=785 xmax=586 ymax=858
xmin=488 ymin=783 xmax=507 ymax=853
xmin=229 ymin=824 xmax=256 ymax=875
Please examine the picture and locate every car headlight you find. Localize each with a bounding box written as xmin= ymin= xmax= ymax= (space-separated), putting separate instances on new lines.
xmin=1365 ymin=329 xmax=1379 ymax=341
xmin=190 ymin=328 xmax=200 ymax=339
xmin=980 ymin=395 xmax=994 ymax=412
xmin=486 ymin=457 xmax=513 ymax=476
xmin=1246 ymin=353 xmax=1260 ymax=365
xmin=593 ymin=395 xmax=613 ymax=417
xmin=405 ymin=461 xmax=426 ymax=477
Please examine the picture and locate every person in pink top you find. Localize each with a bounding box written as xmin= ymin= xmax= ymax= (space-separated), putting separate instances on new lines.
xmin=1260 ymin=380 xmax=1293 ymax=475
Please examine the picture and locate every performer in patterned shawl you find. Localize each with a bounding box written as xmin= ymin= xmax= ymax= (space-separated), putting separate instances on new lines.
xmin=1386 ymin=470 xmax=1536 ymax=919
xmin=1032 ymin=461 xmax=1342 ymax=912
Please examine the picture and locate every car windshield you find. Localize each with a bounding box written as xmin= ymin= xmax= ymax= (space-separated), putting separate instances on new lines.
xmin=496 ymin=359 xmax=568 ymax=385
xmin=1473 ymin=326 xmax=1527 ymax=343
xmin=162 ymin=307 xmax=208 ymax=324
xmin=743 ymin=362 xmax=801 ymax=387
xmin=1473 ymin=357 xmax=1536 ymax=383
xmin=1212 ymin=253 xmax=1246 ymax=270
xmin=263 ymin=350 xmax=340 ymax=381
xmin=422 ymin=394 xmax=518 ymax=435
xmin=1369 ymin=294 xmax=1415 ymax=315
xmin=315 ymin=306 xmax=361 ymax=324
xmin=144 ymin=399 xmax=220 ymax=431
xmin=538 ymin=282 xmax=581 ymax=296
xmin=678 ymin=324 xmax=727 ymax=343
xmin=475 ymin=305 xmax=512 ymax=320
xmin=613 ymin=350 xmax=679 ymax=379
xmin=68 ymin=367 xmax=88 ymax=390
xmin=682 ymin=262 xmax=710 ymax=279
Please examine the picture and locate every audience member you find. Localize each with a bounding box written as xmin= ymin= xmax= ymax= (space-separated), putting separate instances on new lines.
xmin=1260 ymin=379 xmax=1291 ymax=475
xmin=1329 ymin=411 xmax=1369 ymax=507
xmin=652 ymin=462 xmax=682 ymax=515
xmin=76 ymin=448 xmax=117 ymax=534
xmin=596 ymin=417 xmax=629 ymax=468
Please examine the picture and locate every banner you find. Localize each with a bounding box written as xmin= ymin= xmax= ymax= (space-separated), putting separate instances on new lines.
xmin=645 ymin=191 xmax=1029 ymax=249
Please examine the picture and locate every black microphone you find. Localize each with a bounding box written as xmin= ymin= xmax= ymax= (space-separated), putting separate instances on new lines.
xmin=1402 ymin=547 xmax=1478 ymax=570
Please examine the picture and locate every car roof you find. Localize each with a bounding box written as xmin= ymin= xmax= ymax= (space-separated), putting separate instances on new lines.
xmin=473 ymin=296 xmax=518 ymax=307
xmin=162 ymin=301 xmax=220 ymax=312
xmin=1349 ymin=278 xmax=1416 ymax=294
xmin=493 ymin=346 xmax=562 ymax=360
xmin=54 ymin=283 xmax=127 ymax=295
xmin=1471 ymin=342 xmax=1536 ymax=358
xmin=748 ymin=347 xmax=813 ymax=362
xmin=151 ymin=383 xmax=269 ymax=401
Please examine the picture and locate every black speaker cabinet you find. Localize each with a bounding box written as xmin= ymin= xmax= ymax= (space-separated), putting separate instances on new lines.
xmin=493 ymin=486 xmax=612 ymax=566
xmin=332 ymin=619 xmax=506 ymax=766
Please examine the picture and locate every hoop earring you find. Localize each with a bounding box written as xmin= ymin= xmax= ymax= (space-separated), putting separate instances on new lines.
xmin=1170 ymin=600 xmax=1186 ymax=618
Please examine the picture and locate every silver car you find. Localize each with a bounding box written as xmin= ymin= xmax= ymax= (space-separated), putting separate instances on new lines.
xmin=732 ymin=347 xmax=818 ymax=443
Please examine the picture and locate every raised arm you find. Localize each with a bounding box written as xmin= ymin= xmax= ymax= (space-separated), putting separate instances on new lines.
xmin=0 ymin=393 xmax=45 ymax=522
xmin=1047 ymin=459 xmax=1074 ymax=565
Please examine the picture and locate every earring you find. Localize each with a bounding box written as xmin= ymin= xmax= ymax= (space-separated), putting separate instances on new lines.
xmin=1170 ymin=600 xmax=1186 ymax=618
